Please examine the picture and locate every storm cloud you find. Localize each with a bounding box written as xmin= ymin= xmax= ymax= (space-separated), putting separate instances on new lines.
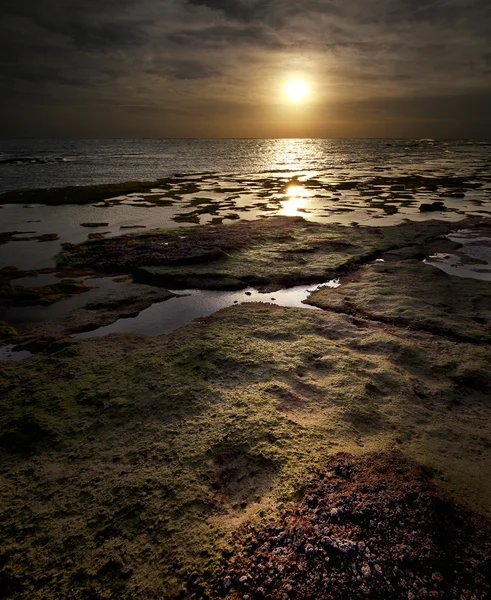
xmin=0 ymin=0 xmax=490 ymax=137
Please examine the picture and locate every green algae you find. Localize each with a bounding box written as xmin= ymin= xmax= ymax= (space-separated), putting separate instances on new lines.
xmin=307 ymin=258 xmax=491 ymax=343
xmin=35 ymin=233 xmax=59 ymax=242
xmin=3 ymin=214 xmax=491 ymax=598
xmin=0 ymin=231 xmax=36 ymax=245
xmin=1 ymin=304 xmax=491 ymax=598
xmin=0 ymin=232 xmax=59 ymax=244
xmin=186 ymin=197 xmax=217 ymax=207
xmin=1 ymin=279 xmax=93 ymax=307
xmin=141 ymin=194 xmax=175 ymax=206
xmin=0 ymin=181 xmax=174 ymax=206
xmin=0 ymin=320 xmax=18 ymax=339
xmin=56 ymin=217 xmax=463 ymax=290
xmin=173 ymin=213 xmax=201 ymax=224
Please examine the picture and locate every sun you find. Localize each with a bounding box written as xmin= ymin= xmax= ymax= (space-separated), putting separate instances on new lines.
xmin=285 ymin=80 xmax=309 ymax=102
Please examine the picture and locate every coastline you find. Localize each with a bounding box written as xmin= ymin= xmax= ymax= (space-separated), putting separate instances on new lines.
xmin=1 ymin=170 xmax=491 ymax=598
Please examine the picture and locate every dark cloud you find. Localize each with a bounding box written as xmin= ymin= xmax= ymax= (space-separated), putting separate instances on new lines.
xmin=148 ymin=59 xmax=221 ymax=80
xmin=0 ymin=0 xmax=490 ymax=136
xmin=186 ymin=0 xmax=264 ymax=21
xmin=167 ymin=23 xmax=284 ymax=50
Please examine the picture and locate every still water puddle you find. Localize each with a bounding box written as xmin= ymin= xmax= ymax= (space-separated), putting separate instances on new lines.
xmin=1 ymin=277 xmax=129 ymax=327
xmin=0 ymin=344 xmax=32 ymax=362
xmin=1 ymin=279 xmax=341 ymax=361
xmin=74 ymin=280 xmax=340 ymax=340
xmin=425 ymin=229 xmax=491 ymax=282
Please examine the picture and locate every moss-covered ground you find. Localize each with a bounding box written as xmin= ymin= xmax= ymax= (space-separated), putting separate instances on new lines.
xmin=1 ymin=302 xmax=491 ymax=598
xmin=57 ymin=216 xmax=465 ymax=290
xmin=2 ymin=214 xmax=491 ymax=598
xmin=307 ymin=258 xmax=491 ymax=342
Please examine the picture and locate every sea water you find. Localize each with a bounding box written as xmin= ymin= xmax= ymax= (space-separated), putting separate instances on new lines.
xmin=1 ymin=138 xmax=490 ymax=193
xmin=2 ymin=138 xmax=491 ymax=272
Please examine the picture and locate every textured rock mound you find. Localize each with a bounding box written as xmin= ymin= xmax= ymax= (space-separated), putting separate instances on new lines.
xmin=212 ymin=452 xmax=491 ymax=600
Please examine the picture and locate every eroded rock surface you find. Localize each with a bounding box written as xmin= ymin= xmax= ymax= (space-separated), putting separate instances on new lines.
xmin=212 ymin=451 xmax=491 ymax=600
xmin=57 ymin=217 xmax=471 ymax=290
xmin=307 ymin=259 xmax=491 ymax=342
xmin=1 ymin=305 xmax=490 ymax=598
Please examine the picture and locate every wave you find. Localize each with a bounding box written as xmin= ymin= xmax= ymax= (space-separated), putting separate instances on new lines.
xmin=0 ymin=156 xmax=75 ymax=165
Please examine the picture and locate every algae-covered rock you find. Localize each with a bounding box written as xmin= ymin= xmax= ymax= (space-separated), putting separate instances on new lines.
xmin=1 ymin=279 xmax=93 ymax=307
xmin=36 ymin=233 xmax=59 ymax=242
xmin=1 ymin=304 xmax=490 ymax=598
xmin=11 ymin=283 xmax=177 ymax=348
xmin=419 ymin=200 xmax=446 ymax=212
xmin=0 ymin=320 xmax=18 ymax=339
xmin=0 ymin=180 xmax=173 ymax=205
xmin=307 ymin=259 xmax=491 ymax=342
xmin=56 ymin=216 xmax=466 ymax=290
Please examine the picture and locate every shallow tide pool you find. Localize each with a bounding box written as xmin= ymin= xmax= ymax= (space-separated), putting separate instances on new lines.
xmin=425 ymin=229 xmax=491 ymax=282
xmin=0 ymin=279 xmax=341 ymax=361
xmin=73 ymin=280 xmax=341 ymax=340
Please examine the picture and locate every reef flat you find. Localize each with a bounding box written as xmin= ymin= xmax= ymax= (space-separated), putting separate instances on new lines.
xmin=1 ymin=215 xmax=491 ymax=599
xmin=57 ymin=216 xmax=458 ymax=289
xmin=1 ymin=216 xmax=479 ymax=349
xmin=1 ymin=169 xmax=489 ymax=227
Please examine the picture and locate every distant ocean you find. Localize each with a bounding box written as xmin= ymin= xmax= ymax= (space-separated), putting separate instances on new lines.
xmin=1 ymin=138 xmax=490 ymax=193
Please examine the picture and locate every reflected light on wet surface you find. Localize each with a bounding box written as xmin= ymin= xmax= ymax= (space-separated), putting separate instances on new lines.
xmin=272 ymin=139 xmax=315 ymax=172
xmin=424 ymin=230 xmax=491 ymax=282
xmin=287 ymin=185 xmax=309 ymax=198
xmin=73 ymin=280 xmax=341 ymax=341
xmin=280 ymin=184 xmax=312 ymax=216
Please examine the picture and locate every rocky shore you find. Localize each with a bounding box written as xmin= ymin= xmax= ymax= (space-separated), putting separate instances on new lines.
xmin=1 ymin=211 xmax=491 ymax=599
xmin=212 ymin=452 xmax=491 ymax=599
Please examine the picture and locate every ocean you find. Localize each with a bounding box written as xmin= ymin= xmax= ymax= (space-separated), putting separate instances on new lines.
xmin=1 ymin=137 xmax=491 ymax=272
xmin=1 ymin=138 xmax=490 ymax=193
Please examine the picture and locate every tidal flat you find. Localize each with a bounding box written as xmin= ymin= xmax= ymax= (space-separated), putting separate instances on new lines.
xmin=1 ymin=173 xmax=491 ymax=599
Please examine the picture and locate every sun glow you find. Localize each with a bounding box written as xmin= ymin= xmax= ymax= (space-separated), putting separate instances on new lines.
xmin=280 ymin=184 xmax=311 ymax=216
xmin=286 ymin=185 xmax=308 ymax=198
xmin=285 ymin=80 xmax=309 ymax=102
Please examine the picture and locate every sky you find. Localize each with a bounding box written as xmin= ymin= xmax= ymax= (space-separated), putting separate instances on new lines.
xmin=1 ymin=0 xmax=490 ymax=138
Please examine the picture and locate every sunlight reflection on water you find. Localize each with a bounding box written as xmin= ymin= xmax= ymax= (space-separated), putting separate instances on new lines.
xmin=280 ymin=184 xmax=312 ymax=216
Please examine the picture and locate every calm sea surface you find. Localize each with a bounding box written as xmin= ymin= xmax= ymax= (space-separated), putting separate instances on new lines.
xmin=1 ymin=138 xmax=490 ymax=193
